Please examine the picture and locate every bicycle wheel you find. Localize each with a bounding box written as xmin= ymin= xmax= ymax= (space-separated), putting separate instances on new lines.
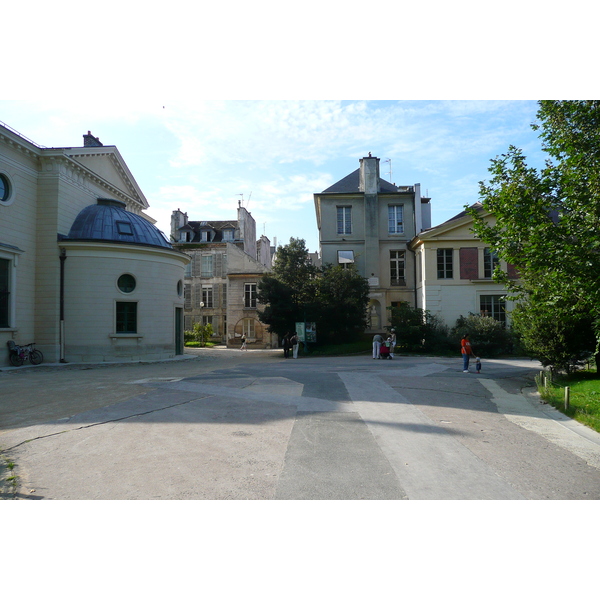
xmin=9 ymin=352 xmax=24 ymax=367
xmin=30 ymin=349 xmax=44 ymax=365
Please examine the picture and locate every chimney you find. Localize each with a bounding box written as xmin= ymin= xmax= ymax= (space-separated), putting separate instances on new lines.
xmin=359 ymin=154 xmax=380 ymax=194
xmin=83 ymin=131 xmax=103 ymax=147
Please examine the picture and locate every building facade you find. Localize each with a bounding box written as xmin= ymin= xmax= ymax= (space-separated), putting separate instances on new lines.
xmin=314 ymin=155 xmax=431 ymax=332
xmin=1 ymin=124 xmax=189 ymax=366
xmin=408 ymin=203 xmax=517 ymax=328
xmin=171 ymin=206 xmax=277 ymax=348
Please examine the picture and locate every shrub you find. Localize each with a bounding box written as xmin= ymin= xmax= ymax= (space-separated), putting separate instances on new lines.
xmin=451 ymin=314 xmax=513 ymax=357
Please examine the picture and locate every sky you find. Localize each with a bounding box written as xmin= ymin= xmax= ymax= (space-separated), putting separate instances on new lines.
xmin=1 ymin=99 xmax=549 ymax=251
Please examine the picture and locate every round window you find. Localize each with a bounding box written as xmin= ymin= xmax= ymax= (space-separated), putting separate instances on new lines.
xmin=117 ymin=274 xmax=136 ymax=293
xmin=0 ymin=174 xmax=12 ymax=204
xmin=177 ymin=280 xmax=183 ymax=296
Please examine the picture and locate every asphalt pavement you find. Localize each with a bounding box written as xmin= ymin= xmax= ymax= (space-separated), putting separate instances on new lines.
xmin=2 ymin=348 xmax=600 ymax=500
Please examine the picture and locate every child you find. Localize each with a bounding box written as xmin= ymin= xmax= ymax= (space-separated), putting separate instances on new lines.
xmin=475 ymin=357 xmax=481 ymax=373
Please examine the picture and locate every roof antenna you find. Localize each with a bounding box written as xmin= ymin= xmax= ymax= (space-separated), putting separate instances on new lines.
xmin=383 ymin=158 xmax=392 ymax=182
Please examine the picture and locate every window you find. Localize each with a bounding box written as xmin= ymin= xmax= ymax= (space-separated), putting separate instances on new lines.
xmin=0 ymin=173 xmax=12 ymax=204
xmin=243 ymin=318 xmax=255 ymax=338
xmin=480 ymin=295 xmax=506 ymax=326
xmin=201 ymin=255 xmax=213 ymax=277
xmin=245 ymin=283 xmax=257 ymax=308
xmin=177 ymin=280 xmax=183 ymax=296
xmin=200 ymin=230 xmax=211 ymax=242
xmin=337 ymin=250 xmax=355 ymax=269
xmin=180 ymin=231 xmax=191 ymax=242
xmin=116 ymin=302 xmax=137 ymax=333
xmin=223 ymin=229 xmax=234 ymax=241
xmin=202 ymin=285 xmax=213 ymax=308
xmin=390 ymin=250 xmax=405 ymax=285
xmin=0 ymin=258 xmax=9 ymax=327
xmin=116 ymin=221 xmax=134 ymax=235
xmin=484 ymin=248 xmax=499 ymax=278
xmin=388 ymin=205 xmax=404 ymax=234
xmin=117 ymin=274 xmax=136 ymax=293
xmin=437 ymin=249 xmax=453 ymax=279
xmin=337 ymin=206 xmax=352 ymax=234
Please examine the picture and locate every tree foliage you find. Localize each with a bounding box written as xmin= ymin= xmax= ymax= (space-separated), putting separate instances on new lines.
xmin=257 ymin=238 xmax=370 ymax=345
xmin=469 ymin=101 xmax=600 ymax=371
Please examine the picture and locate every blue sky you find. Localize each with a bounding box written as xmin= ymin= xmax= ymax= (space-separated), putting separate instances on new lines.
xmin=0 ymin=99 xmax=549 ymax=252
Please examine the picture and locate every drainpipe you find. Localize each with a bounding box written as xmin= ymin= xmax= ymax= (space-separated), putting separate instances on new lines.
xmin=59 ymin=248 xmax=67 ymax=362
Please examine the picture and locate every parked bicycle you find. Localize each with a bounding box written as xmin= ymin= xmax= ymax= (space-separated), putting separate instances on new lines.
xmin=6 ymin=341 xmax=44 ymax=367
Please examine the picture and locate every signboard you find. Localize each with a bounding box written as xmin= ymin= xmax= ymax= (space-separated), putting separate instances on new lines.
xmin=295 ymin=322 xmax=317 ymax=343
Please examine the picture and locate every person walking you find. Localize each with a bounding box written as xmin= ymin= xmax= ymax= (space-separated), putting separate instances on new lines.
xmin=372 ymin=333 xmax=383 ymax=359
xmin=461 ymin=333 xmax=474 ymax=372
xmin=291 ymin=332 xmax=299 ymax=359
xmin=282 ymin=333 xmax=291 ymax=358
xmin=389 ymin=329 xmax=397 ymax=359
xmin=240 ymin=333 xmax=247 ymax=351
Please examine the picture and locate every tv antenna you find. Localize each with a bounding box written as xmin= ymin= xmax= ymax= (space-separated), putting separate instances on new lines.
xmin=383 ymin=158 xmax=392 ymax=182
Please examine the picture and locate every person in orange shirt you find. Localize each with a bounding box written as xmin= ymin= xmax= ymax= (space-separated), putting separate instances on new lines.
xmin=461 ymin=334 xmax=474 ymax=372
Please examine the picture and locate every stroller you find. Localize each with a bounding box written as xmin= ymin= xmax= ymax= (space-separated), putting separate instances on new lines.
xmin=379 ymin=339 xmax=392 ymax=359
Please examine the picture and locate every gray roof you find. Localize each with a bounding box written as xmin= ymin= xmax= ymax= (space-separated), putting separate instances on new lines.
xmin=65 ymin=199 xmax=172 ymax=249
xmin=321 ymin=168 xmax=399 ymax=193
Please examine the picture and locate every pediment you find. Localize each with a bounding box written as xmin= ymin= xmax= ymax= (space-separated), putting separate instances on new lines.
xmin=66 ymin=146 xmax=149 ymax=210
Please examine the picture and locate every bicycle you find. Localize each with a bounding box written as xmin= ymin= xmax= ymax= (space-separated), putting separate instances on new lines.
xmin=6 ymin=341 xmax=44 ymax=367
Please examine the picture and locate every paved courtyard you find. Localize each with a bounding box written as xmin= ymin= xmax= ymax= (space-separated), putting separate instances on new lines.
xmin=2 ymin=349 xmax=600 ymax=500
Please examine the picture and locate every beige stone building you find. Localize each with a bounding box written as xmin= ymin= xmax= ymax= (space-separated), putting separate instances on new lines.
xmin=314 ymin=155 xmax=431 ymax=332
xmin=171 ymin=206 xmax=277 ymax=348
xmin=408 ymin=203 xmax=517 ymax=328
xmin=1 ymin=124 xmax=189 ymax=366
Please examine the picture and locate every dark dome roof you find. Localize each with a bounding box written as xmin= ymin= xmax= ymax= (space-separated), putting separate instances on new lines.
xmin=66 ymin=199 xmax=172 ymax=249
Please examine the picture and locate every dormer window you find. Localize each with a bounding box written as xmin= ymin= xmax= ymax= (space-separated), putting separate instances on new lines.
xmin=116 ymin=221 xmax=134 ymax=235
xmin=223 ymin=229 xmax=234 ymax=241
xmin=180 ymin=231 xmax=191 ymax=242
xmin=200 ymin=230 xmax=211 ymax=242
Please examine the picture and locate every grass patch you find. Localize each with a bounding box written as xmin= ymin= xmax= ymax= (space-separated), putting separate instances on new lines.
xmin=185 ymin=341 xmax=217 ymax=348
xmin=536 ymin=369 xmax=600 ymax=433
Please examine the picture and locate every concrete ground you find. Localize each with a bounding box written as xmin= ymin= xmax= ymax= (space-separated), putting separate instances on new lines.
xmin=2 ymin=348 xmax=600 ymax=500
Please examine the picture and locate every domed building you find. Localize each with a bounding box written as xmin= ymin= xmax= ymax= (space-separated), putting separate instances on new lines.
xmin=1 ymin=125 xmax=190 ymax=366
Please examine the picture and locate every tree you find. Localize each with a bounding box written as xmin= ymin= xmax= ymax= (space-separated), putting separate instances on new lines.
xmin=315 ymin=264 xmax=370 ymax=344
xmin=257 ymin=238 xmax=370 ymax=345
xmin=192 ymin=322 xmax=213 ymax=346
xmin=469 ymin=101 xmax=600 ymax=371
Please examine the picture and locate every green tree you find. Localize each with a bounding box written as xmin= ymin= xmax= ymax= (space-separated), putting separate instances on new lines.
xmin=315 ymin=264 xmax=370 ymax=344
xmin=257 ymin=238 xmax=370 ymax=346
xmin=192 ymin=322 xmax=213 ymax=346
xmin=469 ymin=100 xmax=600 ymax=371
xmin=388 ymin=301 xmax=452 ymax=354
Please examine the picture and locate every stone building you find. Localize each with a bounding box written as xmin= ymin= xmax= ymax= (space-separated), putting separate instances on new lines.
xmin=0 ymin=124 xmax=189 ymax=366
xmin=171 ymin=205 xmax=277 ymax=348
xmin=314 ymin=154 xmax=431 ymax=332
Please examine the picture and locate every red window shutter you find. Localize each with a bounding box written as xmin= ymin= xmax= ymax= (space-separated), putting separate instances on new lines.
xmin=507 ymin=263 xmax=519 ymax=279
xmin=460 ymin=247 xmax=479 ymax=279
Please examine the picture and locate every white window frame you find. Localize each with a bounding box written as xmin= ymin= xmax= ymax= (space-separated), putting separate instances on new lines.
xmin=388 ymin=205 xmax=404 ymax=234
xmin=201 ymin=255 xmax=213 ymax=277
xmin=243 ymin=317 xmax=255 ymax=338
xmin=390 ymin=250 xmax=405 ymax=285
xmin=337 ymin=206 xmax=352 ymax=235
xmin=483 ymin=248 xmax=499 ymax=278
xmin=244 ymin=283 xmax=257 ymax=308
xmin=437 ymin=248 xmax=453 ymax=279
xmin=202 ymin=284 xmax=213 ymax=308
